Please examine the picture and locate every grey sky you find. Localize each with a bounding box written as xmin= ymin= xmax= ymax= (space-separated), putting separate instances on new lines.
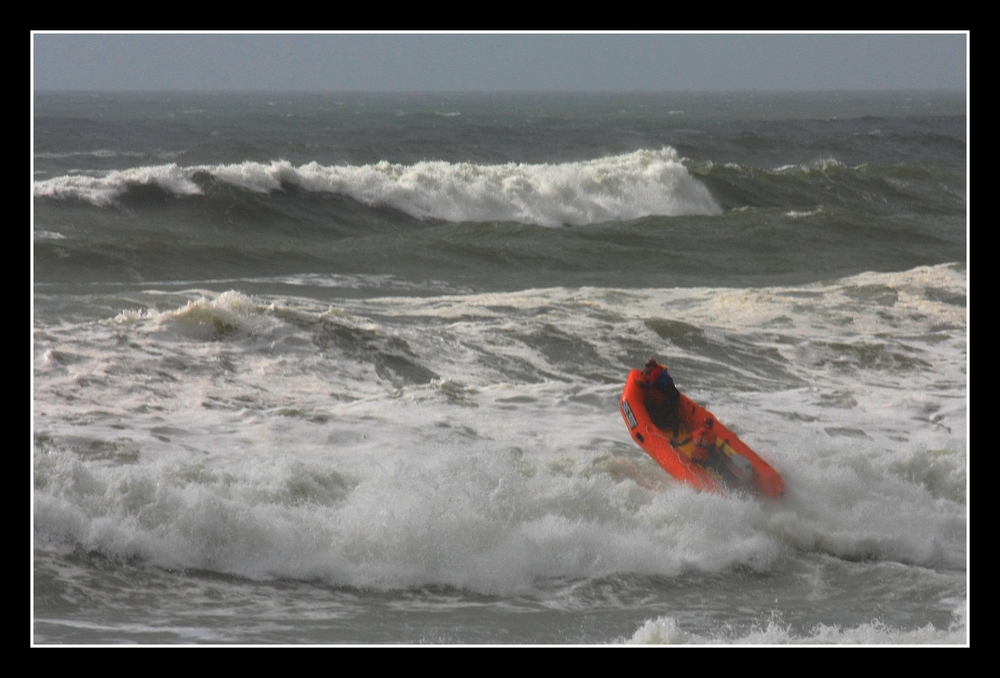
xmin=32 ymin=33 xmax=968 ymax=92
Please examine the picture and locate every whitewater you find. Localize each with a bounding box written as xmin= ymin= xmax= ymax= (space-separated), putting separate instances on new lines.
xmin=33 ymin=91 xmax=967 ymax=645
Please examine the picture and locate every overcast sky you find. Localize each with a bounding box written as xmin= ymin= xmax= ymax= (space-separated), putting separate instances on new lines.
xmin=32 ymin=33 xmax=968 ymax=93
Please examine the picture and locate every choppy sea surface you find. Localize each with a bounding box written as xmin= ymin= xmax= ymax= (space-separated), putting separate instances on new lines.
xmin=33 ymin=91 xmax=967 ymax=645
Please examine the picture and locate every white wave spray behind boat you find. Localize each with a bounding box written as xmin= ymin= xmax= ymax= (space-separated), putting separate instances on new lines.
xmin=34 ymin=265 xmax=965 ymax=643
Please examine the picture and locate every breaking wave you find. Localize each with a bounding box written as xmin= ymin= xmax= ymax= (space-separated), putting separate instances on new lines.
xmin=32 ymin=148 xmax=722 ymax=226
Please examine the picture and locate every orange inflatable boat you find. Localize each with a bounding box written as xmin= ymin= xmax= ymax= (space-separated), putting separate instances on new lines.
xmin=619 ymin=369 xmax=784 ymax=497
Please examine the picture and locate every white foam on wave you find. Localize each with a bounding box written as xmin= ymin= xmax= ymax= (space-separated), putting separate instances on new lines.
xmin=33 ymin=163 xmax=202 ymax=206
xmin=33 ymin=230 xmax=67 ymax=241
xmin=626 ymin=600 xmax=967 ymax=644
xmin=112 ymin=290 xmax=277 ymax=341
xmin=32 ymin=148 xmax=722 ymax=226
xmin=32 ymin=427 xmax=786 ymax=593
xmin=33 ymin=264 xmax=966 ymax=592
xmin=773 ymin=158 xmax=850 ymax=174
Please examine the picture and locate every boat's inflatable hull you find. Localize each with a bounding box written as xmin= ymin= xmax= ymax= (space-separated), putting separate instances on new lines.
xmin=619 ymin=369 xmax=784 ymax=497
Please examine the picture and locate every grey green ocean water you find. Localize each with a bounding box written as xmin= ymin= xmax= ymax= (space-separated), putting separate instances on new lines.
xmin=33 ymin=91 xmax=967 ymax=644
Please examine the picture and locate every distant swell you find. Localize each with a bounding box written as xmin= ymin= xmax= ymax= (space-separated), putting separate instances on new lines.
xmin=32 ymin=148 xmax=722 ymax=226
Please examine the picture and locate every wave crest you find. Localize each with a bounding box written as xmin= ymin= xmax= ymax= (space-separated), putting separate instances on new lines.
xmin=33 ymin=149 xmax=722 ymax=226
